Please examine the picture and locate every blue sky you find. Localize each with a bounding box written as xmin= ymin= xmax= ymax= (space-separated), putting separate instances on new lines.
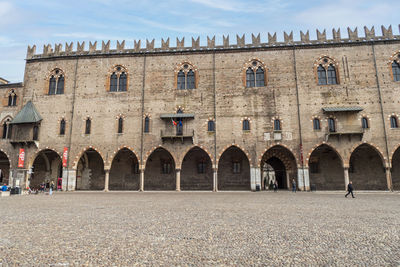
xmin=0 ymin=0 xmax=399 ymax=82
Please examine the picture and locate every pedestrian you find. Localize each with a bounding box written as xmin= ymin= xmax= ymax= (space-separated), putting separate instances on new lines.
xmin=263 ymin=177 xmax=267 ymax=190
xmin=49 ymin=181 xmax=54 ymax=195
xmin=1 ymin=183 xmax=7 ymax=191
xmin=273 ymin=180 xmax=278 ymax=192
xmin=292 ymin=179 xmax=297 ymax=193
xmin=345 ymin=181 xmax=355 ymax=198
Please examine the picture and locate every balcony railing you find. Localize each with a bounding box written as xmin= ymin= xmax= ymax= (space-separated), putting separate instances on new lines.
xmin=161 ymin=129 xmax=194 ymax=143
xmin=325 ymin=126 xmax=364 ymax=141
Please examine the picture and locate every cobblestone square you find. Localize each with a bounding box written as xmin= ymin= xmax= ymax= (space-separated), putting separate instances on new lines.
xmin=1 ymin=191 xmax=399 ymax=266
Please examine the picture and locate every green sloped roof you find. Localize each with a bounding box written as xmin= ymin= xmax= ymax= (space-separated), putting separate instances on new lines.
xmin=322 ymin=106 xmax=363 ymax=112
xmin=10 ymin=101 xmax=42 ymax=124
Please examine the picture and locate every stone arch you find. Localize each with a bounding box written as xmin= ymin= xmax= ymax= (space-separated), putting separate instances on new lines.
xmin=0 ymin=149 xmax=11 ymax=185
xmin=217 ymin=144 xmax=252 ymax=167
xmin=308 ymin=144 xmax=344 ymax=190
xmin=144 ymin=147 xmax=176 ymax=190
xmin=390 ymin=144 xmax=400 ymax=190
xmin=29 ymin=149 xmax=62 ymax=190
xmin=306 ymin=142 xmax=344 ymax=166
xmin=349 ymin=143 xmax=387 ymax=190
xmin=347 ymin=142 xmax=386 ymax=167
xmin=109 ymin=147 xmax=140 ymax=190
xmin=180 ymin=146 xmax=213 ymax=191
xmin=217 ymin=145 xmax=251 ymax=190
xmin=178 ymin=144 xmax=214 ymax=169
xmin=258 ymin=143 xmax=298 ymax=168
xmin=143 ymin=145 xmax=178 ymax=169
xmin=75 ymin=148 xmax=105 ymax=190
xmin=72 ymin=146 xmax=105 ymax=170
xmin=259 ymin=145 xmax=297 ymax=190
xmin=106 ymin=146 xmax=140 ymax=169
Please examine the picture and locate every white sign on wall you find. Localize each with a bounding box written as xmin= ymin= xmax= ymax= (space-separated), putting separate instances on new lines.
xmin=264 ymin=133 xmax=271 ymax=141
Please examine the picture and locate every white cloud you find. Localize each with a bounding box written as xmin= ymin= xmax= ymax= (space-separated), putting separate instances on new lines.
xmin=188 ymin=0 xmax=286 ymax=13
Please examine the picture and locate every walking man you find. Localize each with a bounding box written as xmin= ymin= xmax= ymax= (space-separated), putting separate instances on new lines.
xmin=345 ymin=181 xmax=355 ymax=198
xmin=292 ymin=179 xmax=297 ymax=193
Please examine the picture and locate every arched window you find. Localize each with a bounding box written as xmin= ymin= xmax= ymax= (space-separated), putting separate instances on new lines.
xmin=390 ymin=116 xmax=398 ymax=128
xmin=315 ymin=57 xmax=339 ymax=85
xmin=2 ymin=119 xmax=11 ymax=139
xmin=48 ymin=69 xmax=65 ymax=95
xmin=7 ymin=90 xmax=17 ymax=106
xmin=313 ymin=118 xmax=320 ymax=130
xmin=328 ymin=118 xmax=336 ymax=132
xmin=361 ymin=117 xmax=369 ymax=129
xmin=274 ymin=119 xmax=281 ymax=131
xmin=85 ymin=118 xmax=91 ymax=134
xmin=246 ymin=68 xmax=255 ymax=88
xmin=118 ymin=117 xmax=123 ymax=134
xmin=2 ymin=122 xmax=7 ymax=139
xmin=255 ymin=67 xmax=265 ymax=87
xmin=392 ymin=61 xmax=400 ymax=82
xmin=60 ymin=119 xmax=66 ymax=135
xmin=144 ymin=116 xmax=150 ymax=133
xmin=207 ymin=120 xmax=215 ymax=132
xmin=327 ymin=65 xmax=337 ymax=84
xmin=317 ymin=65 xmax=327 ymax=85
xmin=176 ymin=63 xmax=197 ymax=90
xmin=33 ymin=125 xmax=39 ymax=140
xmin=242 ymin=119 xmax=250 ymax=131
xmin=109 ymin=66 xmax=128 ymax=92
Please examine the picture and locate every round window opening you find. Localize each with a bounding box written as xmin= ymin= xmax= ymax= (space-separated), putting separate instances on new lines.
xmin=323 ymin=58 xmax=328 ymax=63
xmin=55 ymin=70 xmax=59 ymax=74
xmin=252 ymin=61 xmax=257 ymax=66
xmin=183 ymin=64 xmax=189 ymax=69
xmin=116 ymin=66 xmax=121 ymax=71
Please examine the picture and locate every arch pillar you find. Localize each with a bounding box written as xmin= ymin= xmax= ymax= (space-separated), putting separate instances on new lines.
xmin=176 ymin=168 xmax=181 ymax=191
xmin=344 ymin=167 xmax=349 ymax=191
xmin=251 ymin=166 xmax=261 ymax=191
xmin=139 ymin=168 xmax=144 ymax=192
xmin=213 ymin=168 xmax=218 ymax=192
xmin=104 ymin=169 xmax=110 ymax=192
xmin=386 ymin=167 xmax=392 ymax=191
xmin=297 ymin=167 xmax=309 ymax=191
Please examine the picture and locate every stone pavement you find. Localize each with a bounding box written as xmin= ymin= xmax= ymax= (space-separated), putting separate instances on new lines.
xmin=0 ymin=191 xmax=399 ymax=266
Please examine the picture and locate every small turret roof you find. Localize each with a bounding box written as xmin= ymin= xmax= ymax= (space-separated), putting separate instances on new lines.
xmin=10 ymin=101 xmax=43 ymax=124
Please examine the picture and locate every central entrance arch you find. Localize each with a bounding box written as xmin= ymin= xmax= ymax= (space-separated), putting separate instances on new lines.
xmin=30 ymin=149 xmax=62 ymax=189
xmin=144 ymin=147 xmax=175 ymax=190
xmin=218 ymin=146 xmax=250 ymax=190
xmin=260 ymin=146 xmax=297 ymax=190
xmin=181 ymin=146 xmax=213 ymax=190
xmin=76 ymin=148 xmax=105 ymax=190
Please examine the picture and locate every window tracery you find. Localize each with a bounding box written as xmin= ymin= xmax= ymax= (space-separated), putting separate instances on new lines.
xmin=314 ymin=56 xmax=339 ymax=85
xmin=243 ymin=59 xmax=267 ymax=88
xmin=175 ymin=62 xmax=198 ymax=89
xmin=48 ymin=68 xmax=65 ymax=95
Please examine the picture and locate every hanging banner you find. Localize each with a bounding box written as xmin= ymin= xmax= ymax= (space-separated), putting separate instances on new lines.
xmin=18 ymin=148 xmax=25 ymax=168
xmin=62 ymin=147 xmax=68 ymax=167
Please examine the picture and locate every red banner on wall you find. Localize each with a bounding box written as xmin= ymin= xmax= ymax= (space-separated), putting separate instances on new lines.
xmin=18 ymin=148 xmax=25 ymax=168
xmin=62 ymin=147 xmax=68 ymax=167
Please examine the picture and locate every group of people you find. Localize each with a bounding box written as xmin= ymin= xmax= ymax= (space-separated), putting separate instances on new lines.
xmin=27 ymin=181 xmax=56 ymax=195
xmin=264 ymin=178 xmax=297 ymax=192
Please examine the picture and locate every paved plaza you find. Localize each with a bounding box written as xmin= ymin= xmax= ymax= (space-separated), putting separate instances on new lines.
xmin=1 ymin=191 xmax=399 ymax=266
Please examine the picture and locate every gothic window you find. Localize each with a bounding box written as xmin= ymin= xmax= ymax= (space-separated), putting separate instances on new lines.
xmin=361 ymin=117 xmax=369 ymax=129
xmin=390 ymin=116 xmax=398 ymax=128
xmin=85 ymin=118 xmax=91 ymax=134
xmin=2 ymin=122 xmax=7 ymax=139
xmin=245 ymin=60 xmax=266 ymax=88
xmin=328 ymin=118 xmax=336 ymax=132
xmin=2 ymin=118 xmax=11 ymax=139
xmin=118 ymin=117 xmax=123 ymax=134
xmin=176 ymin=63 xmax=197 ymax=90
xmin=315 ymin=57 xmax=339 ymax=85
xmin=313 ymin=118 xmax=321 ymax=130
xmin=162 ymin=161 xmax=172 ymax=174
xmin=392 ymin=60 xmax=400 ymax=82
xmin=7 ymin=90 xmax=17 ymax=106
xmin=60 ymin=119 xmax=66 ymax=135
xmin=233 ymin=161 xmax=241 ymax=174
xmin=242 ymin=119 xmax=250 ymax=131
xmin=197 ymin=161 xmax=206 ymax=174
xmin=207 ymin=120 xmax=215 ymax=132
xmin=144 ymin=116 xmax=150 ymax=133
xmin=109 ymin=66 xmax=128 ymax=92
xmin=48 ymin=69 xmax=65 ymax=95
xmin=274 ymin=119 xmax=281 ymax=131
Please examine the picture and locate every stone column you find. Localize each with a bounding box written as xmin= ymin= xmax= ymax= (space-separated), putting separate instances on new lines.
xmin=104 ymin=169 xmax=110 ymax=192
xmin=213 ymin=168 xmax=218 ymax=192
xmin=250 ymin=167 xmax=261 ymax=191
xmin=344 ymin=167 xmax=349 ymax=191
xmin=297 ymin=168 xmax=309 ymax=191
xmin=176 ymin=169 xmax=181 ymax=191
xmin=385 ymin=167 xmax=393 ymax=191
xmin=139 ymin=169 xmax=144 ymax=191
xmin=62 ymin=168 xmax=76 ymax=191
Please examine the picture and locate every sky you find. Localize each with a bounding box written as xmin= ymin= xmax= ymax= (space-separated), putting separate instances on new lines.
xmin=0 ymin=0 xmax=399 ymax=82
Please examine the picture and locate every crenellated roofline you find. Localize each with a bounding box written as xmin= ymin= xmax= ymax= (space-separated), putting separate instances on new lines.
xmin=26 ymin=25 xmax=400 ymax=61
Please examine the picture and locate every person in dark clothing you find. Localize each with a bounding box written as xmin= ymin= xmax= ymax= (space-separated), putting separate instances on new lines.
xmin=273 ymin=180 xmax=278 ymax=192
xmin=345 ymin=181 xmax=355 ymax=198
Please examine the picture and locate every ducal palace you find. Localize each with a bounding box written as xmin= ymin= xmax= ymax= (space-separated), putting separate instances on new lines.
xmin=1 ymin=25 xmax=400 ymax=192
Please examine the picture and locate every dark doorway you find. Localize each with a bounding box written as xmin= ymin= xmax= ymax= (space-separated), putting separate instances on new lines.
xmin=144 ymin=147 xmax=175 ymax=190
xmin=392 ymin=147 xmax=400 ymax=190
xmin=31 ymin=149 xmax=62 ymax=190
xmin=266 ymin=157 xmax=286 ymax=189
xmin=181 ymin=147 xmax=213 ymax=190
xmin=218 ymin=146 xmax=250 ymax=190
xmin=109 ymin=148 xmax=140 ymax=190
xmin=76 ymin=149 xmax=105 ymax=190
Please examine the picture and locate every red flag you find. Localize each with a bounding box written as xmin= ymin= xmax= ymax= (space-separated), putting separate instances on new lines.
xmin=62 ymin=147 xmax=68 ymax=167
xmin=171 ymin=119 xmax=177 ymax=126
xmin=18 ymin=148 xmax=25 ymax=168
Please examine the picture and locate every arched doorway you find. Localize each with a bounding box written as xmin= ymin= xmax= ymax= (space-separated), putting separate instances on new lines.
xmin=181 ymin=146 xmax=213 ymax=190
xmin=260 ymin=146 xmax=297 ymax=190
xmin=218 ymin=146 xmax=250 ymax=190
xmin=76 ymin=149 xmax=105 ymax=190
xmin=30 ymin=149 xmax=62 ymax=190
xmin=144 ymin=147 xmax=175 ymax=190
xmin=349 ymin=144 xmax=386 ymax=190
xmin=391 ymin=147 xmax=400 ymax=190
xmin=308 ymin=144 xmax=344 ymax=190
xmin=109 ymin=148 xmax=140 ymax=190
xmin=0 ymin=151 xmax=10 ymax=185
